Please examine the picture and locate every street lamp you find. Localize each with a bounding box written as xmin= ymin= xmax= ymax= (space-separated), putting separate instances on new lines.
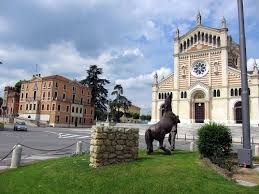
xmin=237 ymin=0 xmax=252 ymax=167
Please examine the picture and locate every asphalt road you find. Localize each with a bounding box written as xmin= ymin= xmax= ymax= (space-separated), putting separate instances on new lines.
xmin=0 ymin=124 xmax=255 ymax=168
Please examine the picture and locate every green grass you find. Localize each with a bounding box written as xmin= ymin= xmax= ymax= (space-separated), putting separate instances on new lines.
xmin=0 ymin=151 xmax=258 ymax=194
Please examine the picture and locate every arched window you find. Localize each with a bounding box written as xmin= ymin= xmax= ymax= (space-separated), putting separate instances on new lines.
xmin=164 ymin=93 xmax=167 ymax=98
xmin=209 ymin=34 xmax=212 ymax=43
xmin=217 ymin=37 xmax=221 ymax=47
xmin=217 ymin=89 xmax=220 ymax=97
xmin=187 ymin=39 xmax=190 ymax=47
xmin=198 ymin=31 xmax=201 ymax=41
xmin=170 ymin=92 xmax=173 ymax=98
xmin=205 ymin=33 xmax=208 ymax=42
xmin=191 ymin=37 xmax=193 ymax=45
xmin=231 ymin=89 xmax=234 ymax=96
xmin=162 ymin=93 xmax=164 ymax=99
xmin=248 ymin=88 xmax=250 ymax=95
xmin=158 ymin=93 xmax=161 ymax=99
xmin=213 ymin=90 xmax=216 ymax=97
xmin=180 ymin=44 xmax=183 ymax=52
xmin=201 ymin=32 xmax=204 ymax=41
xmin=184 ymin=91 xmax=187 ymax=98
xmin=239 ymin=88 xmax=242 ymax=96
xmin=184 ymin=41 xmax=186 ymax=50
xmin=181 ymin=92 xmax=183 ymax=98
xmin=33 ymin=91 xmax=37 ymax=100
xmin=235 ymin=88 xmax=238 ymax=96
xmin=194 ymin=34 xmax=197 ymax=43
xmin=213 ymin=36 xmax=216 ymax=45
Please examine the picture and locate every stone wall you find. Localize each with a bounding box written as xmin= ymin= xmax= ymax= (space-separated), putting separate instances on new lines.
xmin=89 ymin=126 xmax=139 ymax=167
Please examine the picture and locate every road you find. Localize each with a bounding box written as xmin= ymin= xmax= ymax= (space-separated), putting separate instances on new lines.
xmin=0 ymin=123 xmax=257 ymax=168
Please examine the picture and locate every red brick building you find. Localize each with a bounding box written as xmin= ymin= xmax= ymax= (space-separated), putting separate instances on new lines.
xmin=2 ymin=87 xmax=20 ymax=117
xmin=18 ymin=74 xmax=94 ymax=127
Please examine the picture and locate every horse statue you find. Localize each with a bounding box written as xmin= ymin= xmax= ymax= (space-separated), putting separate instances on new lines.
xmin=145 ymin=93 xmax=180 ymax=154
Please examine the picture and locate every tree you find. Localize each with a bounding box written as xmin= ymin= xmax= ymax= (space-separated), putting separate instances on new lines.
xmin=111 ymin=84 xmax=131 ymax=122
xmin=14 ymin=80 xmax=22 ymax=93
xmin=80 ymin=65 xmax=110 ymax=120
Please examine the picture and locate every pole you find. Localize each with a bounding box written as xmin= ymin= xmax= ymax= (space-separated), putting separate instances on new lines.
xmin=237 ymin=0 xmax=252 ymax=167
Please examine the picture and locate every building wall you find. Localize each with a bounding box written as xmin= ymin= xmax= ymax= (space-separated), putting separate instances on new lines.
xmin=18 ymin=74 xmax=94 ymax=127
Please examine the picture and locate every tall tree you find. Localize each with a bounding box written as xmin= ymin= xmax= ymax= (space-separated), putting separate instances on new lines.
xmin=14 ymin=80 xmax=22 ymax=93
xmin=111 ymin=84 xmax=131 ymax=122
xmin=80 ymin=65 xmax=110 ymax=119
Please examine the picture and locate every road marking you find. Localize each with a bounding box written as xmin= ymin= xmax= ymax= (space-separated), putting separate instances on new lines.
xmin=58 ymin=133 xmax=90 ymax=139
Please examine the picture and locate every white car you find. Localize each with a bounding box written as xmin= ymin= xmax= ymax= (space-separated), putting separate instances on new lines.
xmin=14 ymin=121 xmax=28 ymax=131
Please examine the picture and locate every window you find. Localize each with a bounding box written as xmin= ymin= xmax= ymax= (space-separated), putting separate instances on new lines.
xmin=47 ymin=104 xmax=49 ymax=110
xmin=20 ymin=105 xmax=22 ymax=111
xmin=21 ymin=93 xmax=24 ymax=99
xmin=72 ymin=107 xmax=74 ymax=112
xmin=82 ymin=90 xmax=83 ymax=94
xmin=58 ymin=105 xmax=61 ymax=111
xmin=239 ymin=88 xmax=242 ymax=96
xmin=43 ymin=92 xmax=46 ymax=100
xmin=71 ymin=117 xmax=74 ymax=123
xmin=213 ymin=90 xmax=216 ymax=97
xmin=181 ymin=92 xmax=183 ymax=98
xmin=26 ymin=93 xmax=28 ymax=99
xmin=217 ymin=89 xmax=220 ymax=97
xmin=29 ymin=104 xmax=32 ymax=110
xmin=67 ymin=106 xmax=69 ymax=112
xmin=84 ymin=109 xmax=86 ymax=114
xmin=56 ymin=82 xmax=58 ymax=88
xmin=80 ymin=98 xmax=83 ymax=104
xmin=79 ymin=118 xmax=81 ymax=124
xmin=34 ymin=91 xmax=37 ymax=100
xmin=48 ymin=92 xmax=50 ymax=99
xmin=42 ymin=104 xmax=44 ymax=110
xmin=184 ymin=91 xmax=187 ymax=98
xmin=66 ymin=116 xmax=68 ymax=123
xmin=72 ymin=95 xmax=75 ymax=103
xmin=248 ymin=88 xmax=250 ymax=96
xmin=87 ymin=99 xmax=90 ymax=104
xmin=64 ymin=85 xmax=66 ymax=90
xmin=235 ymin=88 xmax=238 ymax=96
xmin=73 ymin=86 xmax=75 ymax=91
xmin=26 ymin=104 xmax=28 ymax=110
xmin=80 ymin=108 xmax=82 ymax=114
xmin=52 ymin=104 xmax=55 ymax=111
xmin=76 ymin=107 xmax=78 ymax=113
xmin=33 ymin=104 xmax=36 ymax=110
xmin=48 ymin=82 xmax=51 ymax=88
xmin=158 ymin=93 xmax=161 ymax=99
xmin=84 ymin=118 xmax=86 ymax=124
xmin=54 ymin=92 xmax=58 ymax=99
xmin=231 ymin=89 xmax=234 ymax=96
xmin=63 ymin=93 xmax=66 ymax=100
xmin=43 ymin=82 xmax=46 ymax=88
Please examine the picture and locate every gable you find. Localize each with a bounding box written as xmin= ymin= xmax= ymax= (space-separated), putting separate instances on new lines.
xmin=158 ymin=73 xmax=174 ymax=90
xmin=188 ymin=43 xmax=213 ymax=52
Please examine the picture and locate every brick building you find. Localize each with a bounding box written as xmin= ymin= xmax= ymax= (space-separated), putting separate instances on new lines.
xmin=18 ymin=74 xmax=94 ymax=127
xmin=2 ymin=87 xmax=20 ymax=117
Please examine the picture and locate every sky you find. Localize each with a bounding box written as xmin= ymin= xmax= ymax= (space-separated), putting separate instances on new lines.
xmin=0 ymin=0 xmax=259 ymax=114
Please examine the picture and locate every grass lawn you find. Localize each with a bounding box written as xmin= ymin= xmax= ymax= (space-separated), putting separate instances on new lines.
xmin=0 ymin=150 xmax=258 ymax=194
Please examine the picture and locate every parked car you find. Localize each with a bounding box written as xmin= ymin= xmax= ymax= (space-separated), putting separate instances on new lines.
xmin=14 ymin=121 xmax=27 ymax=131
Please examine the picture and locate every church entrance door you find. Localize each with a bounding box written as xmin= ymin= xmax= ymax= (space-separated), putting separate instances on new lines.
xmin=195 ymin=103 xmax=205 ymax=123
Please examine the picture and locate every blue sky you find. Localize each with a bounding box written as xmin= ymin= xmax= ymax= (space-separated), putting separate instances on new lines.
xmin=0 ymin=0 xmax=258 ymax=114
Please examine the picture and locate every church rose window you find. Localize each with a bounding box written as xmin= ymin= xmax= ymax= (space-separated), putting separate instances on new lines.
xmin=191 ymin=61 xmax=208 ymax=77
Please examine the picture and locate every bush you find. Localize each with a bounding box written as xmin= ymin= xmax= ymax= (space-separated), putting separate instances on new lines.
xmin=0 ymin=122 xmax=4 ymax=129
xmin=197 ymin=122 xmax=232 ymax=165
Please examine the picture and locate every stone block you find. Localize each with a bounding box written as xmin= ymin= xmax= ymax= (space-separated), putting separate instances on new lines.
xmin=108 ymin=134 xmax=115 ymax=140
xmin=108 ymin=153 xmax=116 ymax=159
xmin=104 ymin=140 xmax=111 ymax=146
xmin=116 ymin=145 xmax=124 ymax=151
xmin=117 ymin=140 xmax=125 ymax=145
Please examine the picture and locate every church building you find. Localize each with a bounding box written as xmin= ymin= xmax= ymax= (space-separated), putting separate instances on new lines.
xmin=151 ymin=13 xmax=259 ymax=125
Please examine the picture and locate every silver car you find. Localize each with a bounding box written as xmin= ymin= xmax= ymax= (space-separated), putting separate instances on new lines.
xmin=14 ymin=121 xmax=28 ymax=131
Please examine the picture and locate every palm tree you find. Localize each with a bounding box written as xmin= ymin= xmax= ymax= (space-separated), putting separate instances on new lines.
xmin=80 ymin=65 xmax=110 ymax=120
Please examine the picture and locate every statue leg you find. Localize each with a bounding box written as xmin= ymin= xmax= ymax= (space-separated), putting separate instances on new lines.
xmin=145 ymin=129 xmax=154 ymax=154
xmin=159 ymin=138 xmax=171 ymax=155
xmin=169 ymin=131 xmax=177 ymax=151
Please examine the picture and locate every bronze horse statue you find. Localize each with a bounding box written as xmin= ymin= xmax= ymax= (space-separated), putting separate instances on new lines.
xmin=145 ymin=93 xmax=180 ymax=154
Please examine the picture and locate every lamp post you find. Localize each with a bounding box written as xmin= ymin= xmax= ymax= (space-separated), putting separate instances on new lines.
xmin=237 ymin=0 xmax=252 ymax=167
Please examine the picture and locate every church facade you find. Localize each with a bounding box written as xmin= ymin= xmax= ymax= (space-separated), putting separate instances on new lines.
xmin=151 ymin=13 xmax=259 ymax=125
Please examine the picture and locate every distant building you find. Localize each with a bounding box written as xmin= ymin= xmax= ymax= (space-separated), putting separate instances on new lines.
xmin=128 ymin=105 xmax=141 ymax=115
xmin=2 ymin=86 xmax=20 ymax=117
xmin=18 ymin=74 xmax=94 ymax=127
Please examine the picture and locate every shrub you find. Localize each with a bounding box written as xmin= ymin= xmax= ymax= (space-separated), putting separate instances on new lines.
xmin=0 ymin=122 xmax=4 ymax=129
xmin=197 ymin=122 xmax=232 ymax=165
